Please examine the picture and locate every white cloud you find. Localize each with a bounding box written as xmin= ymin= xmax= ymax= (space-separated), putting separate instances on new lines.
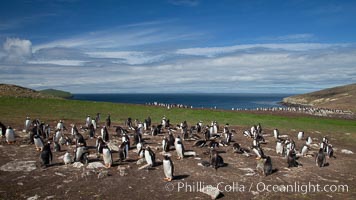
xmin=86 ymin=51 xmax=165 ymax=65
xmin=2 ymin=38 xmax=32 ymax=63
xmin=175 ymin=43 xmax=346 ymax=57
xmin=27 ymin=59 xmax=87 ymax=66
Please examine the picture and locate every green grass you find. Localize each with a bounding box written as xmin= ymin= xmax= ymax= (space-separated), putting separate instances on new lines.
xmin=39 ymin=89 xmax=73 ymax=99
xmin=1 ymin=97 xmax=355 ymax=144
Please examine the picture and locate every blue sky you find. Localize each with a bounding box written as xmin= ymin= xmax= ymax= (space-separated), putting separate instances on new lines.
xmin=0 ymin=0 xmax=355 ymax=93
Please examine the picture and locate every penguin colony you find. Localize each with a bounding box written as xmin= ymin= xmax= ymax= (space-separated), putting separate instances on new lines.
xmin=1 ymin=115 xmax=337 ymax=182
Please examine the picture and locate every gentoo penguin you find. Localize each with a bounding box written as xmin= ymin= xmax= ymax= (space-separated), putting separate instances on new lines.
xmin=193 ymin=139 xmax=207 ymax=148
xmin=276 ymin=139 xmax=284 ymax=155
xmin=306 ymin=136 xmax=312 ymax=145
xmin=91 ymin=119 xmax=97 ymax=130
xmin=63 ymin=152 xmax=72 ymax=165
xmin=287 ymin=150 xmax=298 ymax=168
xmin=297 ymin=131 xmax=304 ymax=140
xmin=210 ymin=149 xmax=224 ymax=171
xmin=273 ymin=129 xmax=279 ymax=139
xmin=96 ymin=137 xmax=105 ymax=154
xmin=34 ymin=134 xmax=44 ymax=151
xmin=5 ymin=126 xmax=15 ymax=144
xmin=25 ymin=117 xmax=31 ymax=132
xmin=263 ymin=156 xmax=273 ymax=176
xmin=54 ymin=129 xmax=62 ymax=143
xmin=322 ymin=136 xmax=329 ymax=144
xmin=203 ymin=128 xmax=211 ymax=141
xmin=232 ymin=143 xmax=245 ymax=154
xmin=54 ymin=141 xmax=61 ymax=152
xmin=175 ymin=136 xmax=184 ymax=160
xmin=168 ymin=130 xmax=175 ymax=147
xmin=56 ymin=120 xmax=64 ymax=131
xmin=106 ymin=114 xmax=111 ymax=128
xmin=252 ymin=146 xmax=265 ymax=160
xmin=0 ymin=121 xmax=6 ymax=137
xmin=41 ymin=142 xmax=53 ymax=167
xmin=163 ymin=155 xmax=174 ymax=181
xmin=86 ymin=115 xmax=91 ymax=127
xmin=243 ymin=130 xmax=252 ymax=138
xmin=144 ymin=146 xmax=156 ymax=167
xmin=102 ymin=146 xmax=113 ymax=168
xmin=122 ymin=133 xmax=130 ymax=150
xmin=137 ymin=142 xmax=144 ymax=158
xmin=300 ymin=144 xmax=308 ymax=157
xmin=74 ymin=146 xmax=89 ymax=164
xmin=326 ymin=144 xmax=335 ymax=158
xmin=257 ymin=123 xmax=262 ymax=134
xmin=316 ymin=148 xmax=326 ymax=167
xmin=75 ymin=132 xmax=86 ymax=147
xmin=89 ymin=124 xmax=95 ymax=139
xmin=162 ymin=136 xmax=170 ymax=152
xmin=101 ymin=126 xmax=109 ymax=142
xmin=118 ymin=142 xmax=128 ymax=161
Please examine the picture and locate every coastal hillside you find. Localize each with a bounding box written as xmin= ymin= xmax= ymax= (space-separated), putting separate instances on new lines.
xmin=282 ymin=83 xmax=356 ymax=112
xmin=0 ymin=84 xmax=64 ymax=99
xmin=40 ymin=89 xmax=72 ymax=99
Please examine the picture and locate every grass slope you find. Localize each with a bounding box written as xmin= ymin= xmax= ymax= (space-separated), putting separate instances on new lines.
xmin=283 ymin=83 xmax=356 ymax=112
xmin=40 ymin=89 xmax=73 ymax=99
xmin=1 ymin=97 xmax=355 ymax=145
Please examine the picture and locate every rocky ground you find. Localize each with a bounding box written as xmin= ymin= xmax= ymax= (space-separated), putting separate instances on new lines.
xmin=0 ymin=119 xmax=355 ymax=200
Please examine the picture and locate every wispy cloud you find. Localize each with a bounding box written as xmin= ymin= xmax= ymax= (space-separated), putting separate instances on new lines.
xmin=258 ymin=34 xmax=315 ymax=42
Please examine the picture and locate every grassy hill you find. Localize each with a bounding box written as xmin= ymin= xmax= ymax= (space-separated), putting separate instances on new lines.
xmin=0 ymin=84 xmax=58 ymax=99
xmin=283 ymin=83 xmax=356 ymax=112
xmin=40 ymin=89 xmax=72 ymax=99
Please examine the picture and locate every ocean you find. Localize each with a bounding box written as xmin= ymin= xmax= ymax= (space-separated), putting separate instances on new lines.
xmin=71 ymin=93 xmax=293 ymax=110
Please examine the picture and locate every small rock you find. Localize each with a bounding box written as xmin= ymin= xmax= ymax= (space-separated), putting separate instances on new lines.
xmin=55 ymin=172 xmax=66 ymax=177
xmin=27 ymin=194 xmax=39 ymax=200
xmin=44 ymin=196 xmax=55 ymax=200
xmin=17 ymin=182 xmax=23 ymax=186
xmin=136 ymin=158 xmax=146 ymax=165
xmin=341 ymin=149 xmax=354 ymax=154
xmin=98 ymin=170 xmax=109 ymax=179
xmin=200 ymin=186 xmax=221 ymax=199
xmin=87 ymin=162 xmax=105 ymax=169
xmin=72 ymin=162 xmax=84 ymax=168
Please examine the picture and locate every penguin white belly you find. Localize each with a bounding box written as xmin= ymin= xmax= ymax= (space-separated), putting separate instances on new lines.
xmin=145 ymin=150 xmax=153 ymax=165
xmin=25 ymin=120 xmax=31 ymax=130
xmin=34 ymin=138 xmax=44 ymax=149
xmin=163 ymin=160 xmax=173 ymax=179
xmin=76 ymin=147 xmax=85 ymax=162
xmin=301 ymin=146 xmax=308 ymax=156
xmin=137 ymin=142 xmax=142 ymax=152
xmin=162 ymin=140 xmax=166 ymax=151
xmin=102 ymin=149 xmax=112 ymax=165
xmin=63 ymin=152 xmax=72 ymax=165
xmin=55 ymin=131 xmax=62 ymax=142
xmin=176 ymin=144 xmax=183 ymax=158
xmin=91 ymin=120 xmax=97 ymax=129
xmin=253 ymin=148 xmax=261 ymax=157
xmin=273 ymin=129 xmax=279 ymax=139
xmin=297 ymin=132 xmax=303 ymax=140
xmin=6 ymin=130 xmax=15 ymax=142
xmin=276 ymin=143 xmax=283 ymax=154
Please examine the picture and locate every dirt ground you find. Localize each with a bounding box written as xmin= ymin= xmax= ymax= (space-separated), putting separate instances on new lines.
xmin=0 ymin=118 xmax=355 ymax=200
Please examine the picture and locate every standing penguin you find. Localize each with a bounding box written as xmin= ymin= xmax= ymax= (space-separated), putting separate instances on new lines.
xmin=5 ymin=126 xmax=15 ymax=144
xmin=25 ymin=117 xmax=31 ymax=132
xmin=54 ymin=141 xmax=61 ymax=152
xmin=175 ymin=136 xmax=184 ymax=160
xmin=273 ymin=129 xmax=279 ymax=139
xmin=163 ymin=155 xmax=174 ymax=181
xmin=118 ymin=141 xmax=128 ymax=161
xmin=106 ymin=114 xmax=111 ymax=128
xmin=96 ymin=137 xmax=105 ymax=155
xmin=300 ymin=145 xmax=308 ymax=157
xmin=210 ymin=149 xmax=224 ymax=171
xmin=63 ymin=152 xmax=72 ymax=165
xmin=101 ymin=126 xmax=109 ymax=142
xmin=276 ymin=139 xmax=284 ymax=155
xmin=168 ymin=130 xmax=175 ymax=147
xmin=263 ymin=156 xmax=273 ymax=176
xmin=326 ymin=144 xmax=335 ymax=158
xmin=287 ymin=150 xmax=298 ymax=168
xmin=89 ymin=124 xmax=95 ymax=139
xmin=144 ymin=146 xmax=156 ymax=167
xmin=41 ymin=142 xmax=53 ymax=167
xmin=297 ymin=131 xmax=304 ymax=140
xmin=306 ymin=136 xmax=312 ymax=145
xmin=33 ymin=134 xmax=44 ymax=151
xmin=102 ymin=146 xmax=113 ymax=168
xmin=162 ymin=136 xmax=170 ymax=152
xmin=316 ymin=148 xmax=326 ymax=167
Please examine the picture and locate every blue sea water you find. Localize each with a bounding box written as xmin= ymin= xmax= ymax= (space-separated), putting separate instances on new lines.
xmin=71 ymin=93 xmax=293 ymax=110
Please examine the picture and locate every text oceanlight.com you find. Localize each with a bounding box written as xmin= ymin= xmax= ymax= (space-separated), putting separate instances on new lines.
xmin=165 ymin=181 xmax=349 ymax=194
